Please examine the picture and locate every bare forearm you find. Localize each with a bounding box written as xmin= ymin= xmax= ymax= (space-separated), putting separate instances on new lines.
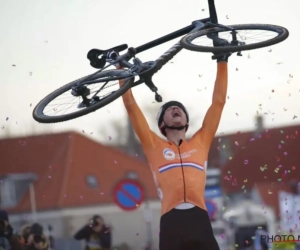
xmin=212 ymin=62 xmax=227 ymax=104
xmin=118 ymin=73 xmax=156 ymax=148
xmin=117 ymin=65 xmax=136 ymax=107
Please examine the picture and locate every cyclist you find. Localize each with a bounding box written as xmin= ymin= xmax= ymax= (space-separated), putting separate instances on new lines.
xmin=109 ymin=49 xmax=230 ymax=250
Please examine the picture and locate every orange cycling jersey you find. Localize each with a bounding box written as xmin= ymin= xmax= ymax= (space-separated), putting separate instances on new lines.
xmin=121 ymin=63 xmax=227 ymax=215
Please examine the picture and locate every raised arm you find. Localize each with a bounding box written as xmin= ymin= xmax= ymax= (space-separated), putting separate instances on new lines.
xmin=119 ymin=74 xmax=157 ymax=149
xmin=192 ymin=62 xmax=228 ymax=146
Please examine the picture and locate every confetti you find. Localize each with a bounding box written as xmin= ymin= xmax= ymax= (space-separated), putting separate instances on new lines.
xmin=260 ymin=165 xmax=268 ymax=171
xmin=18 ymin=139 xmax=27 ymax=146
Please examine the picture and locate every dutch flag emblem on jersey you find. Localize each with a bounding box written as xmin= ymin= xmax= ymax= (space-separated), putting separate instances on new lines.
xmin=158 ymin=162 xmax=204 ymax=173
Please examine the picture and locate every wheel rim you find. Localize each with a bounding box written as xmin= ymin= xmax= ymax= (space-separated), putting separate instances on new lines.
xmin=37 ymin=71 xmax=132 ymax=119
xmin=185 ymin=25 xmax=287 ymax=52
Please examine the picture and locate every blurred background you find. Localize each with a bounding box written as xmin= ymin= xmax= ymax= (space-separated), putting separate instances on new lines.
xmin=0 ymin=0 xmax=300 ymax=249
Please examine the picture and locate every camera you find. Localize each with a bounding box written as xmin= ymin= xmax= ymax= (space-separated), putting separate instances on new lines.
xmin=90 ymin=215 xmax=101 ymax=227
xmin=33 ymin=234 xmax=43 ymax=243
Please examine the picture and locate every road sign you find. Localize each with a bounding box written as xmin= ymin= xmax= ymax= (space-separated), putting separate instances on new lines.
xmin=113 ymin=179 xmax=144 ymax=211
xmin=205 ymin=186 xmax=222 ymax=199
xmin=205 ymin=200 xmax=217 ymax=219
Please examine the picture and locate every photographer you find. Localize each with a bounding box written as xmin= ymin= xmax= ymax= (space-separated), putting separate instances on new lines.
xmin=74 ymin=215 xmax=111 ymax=250
xmin=0 ymin=210 xmax=22 ymax=250
xmin=22 ymin=223 xmax=49 ymax=250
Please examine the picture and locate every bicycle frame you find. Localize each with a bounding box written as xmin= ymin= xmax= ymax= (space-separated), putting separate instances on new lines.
xmin=82 ymin=0 xmax=219 ymax=98
xmin=130 ymin=20 xmax=208 ymax=88
xmin=134 ymin=0 xmax=218 ymax=55
xmin=126 ymin=0 xmax=219 ymax=89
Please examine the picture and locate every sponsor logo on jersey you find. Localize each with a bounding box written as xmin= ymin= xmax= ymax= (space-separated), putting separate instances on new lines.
xmin=163 ymin=148 xmax=175 ymax=160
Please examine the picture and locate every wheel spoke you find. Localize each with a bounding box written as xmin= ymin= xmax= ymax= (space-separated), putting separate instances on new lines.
xmin=181 ymin=24 xmax=289 ymax=53
xmin=33 ymin=69 xmax=133 ymax=122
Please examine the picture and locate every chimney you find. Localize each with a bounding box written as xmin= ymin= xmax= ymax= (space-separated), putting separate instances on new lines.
xmin=254 ymin=115 xmax=264 ymax=136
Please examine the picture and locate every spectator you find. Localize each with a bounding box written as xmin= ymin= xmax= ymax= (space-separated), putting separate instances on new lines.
xmin=0 ymin=210 xmax=23 ymax=250
xmin=74 ymin=215 xmax=111 ymax=250
xmin=46 ymin=226 xmax=54 ymax=250
xmin=22 ymin=223 xmax=49 ymax=250
xmin=253 ymin=229 xmax=271 ymax=250
xmin=18 ymin=224 xmax=32 ymax=246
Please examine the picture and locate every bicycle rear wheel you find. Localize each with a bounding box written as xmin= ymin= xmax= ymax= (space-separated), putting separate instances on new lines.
xmin=180 ymin=24 xmax=289 ymax=53
xmin=33 ymin=69 xmax=134 ymax=123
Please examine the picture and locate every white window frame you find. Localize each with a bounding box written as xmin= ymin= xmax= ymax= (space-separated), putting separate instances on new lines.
xmin=0 ymin=180 xmax=16 ymax=207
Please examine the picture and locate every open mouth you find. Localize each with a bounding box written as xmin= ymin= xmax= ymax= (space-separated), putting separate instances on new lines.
xmin=172 ymin=111 xmax=181 ymax=117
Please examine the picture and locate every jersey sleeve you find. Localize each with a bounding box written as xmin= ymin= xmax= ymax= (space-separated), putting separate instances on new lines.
xmin=120 ymin=78 xmax=158 ymax=149
xmin=191 ymin=62 xmax=227 ymax=147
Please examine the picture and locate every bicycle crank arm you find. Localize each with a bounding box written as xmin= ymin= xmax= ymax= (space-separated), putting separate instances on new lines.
xmin=144 ymin=77 xmax=162 ymax=103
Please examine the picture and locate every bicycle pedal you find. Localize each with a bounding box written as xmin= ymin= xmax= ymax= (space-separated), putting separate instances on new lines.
xmin=155 ymin=92 xmax=163 ymax=103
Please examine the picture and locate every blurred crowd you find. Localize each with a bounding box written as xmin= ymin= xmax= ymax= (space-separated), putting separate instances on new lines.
xmin=0 ymin=210 xmax=112 ymax=250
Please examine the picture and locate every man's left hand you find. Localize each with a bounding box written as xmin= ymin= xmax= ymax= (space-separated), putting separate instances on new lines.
xmin=212 ymin=52 xmax=232 ymax=62
xmin=212 ymin=39 xmax=232 ymax=62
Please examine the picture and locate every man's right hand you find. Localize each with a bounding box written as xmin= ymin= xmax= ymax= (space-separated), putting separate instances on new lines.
xmin=212 ymin=52 xmax=231 ymax=62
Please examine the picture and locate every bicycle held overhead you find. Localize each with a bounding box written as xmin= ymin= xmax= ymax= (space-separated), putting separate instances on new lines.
xmin=32 ymin=0 xmax=289 ymax=123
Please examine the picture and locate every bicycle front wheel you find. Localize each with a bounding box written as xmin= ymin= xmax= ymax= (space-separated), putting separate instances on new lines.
xmin=180 ymin=24 xmax=289 ymax=53
xmin=33 ymin=69 xmax=134 ymax=123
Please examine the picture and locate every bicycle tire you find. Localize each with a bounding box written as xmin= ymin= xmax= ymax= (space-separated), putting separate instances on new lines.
xmin=33 ymin=69 xmax=134 ymax=123
xmin=180 ymin=24 xmax=289 ymax=53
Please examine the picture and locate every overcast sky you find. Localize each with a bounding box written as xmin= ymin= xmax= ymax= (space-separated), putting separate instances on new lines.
xmin=0 ymin=0 xmax=299 ymax=143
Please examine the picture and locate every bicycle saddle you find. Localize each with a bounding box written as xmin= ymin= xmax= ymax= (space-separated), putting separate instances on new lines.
xmin=87 ymin=44 xmax=128 ymax=69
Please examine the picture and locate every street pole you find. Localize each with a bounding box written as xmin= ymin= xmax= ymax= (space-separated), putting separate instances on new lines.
xmin=29 ymin=182 xmax=37 ymax=222
xmin=143 ymin=200 xmax=153 ymax=250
